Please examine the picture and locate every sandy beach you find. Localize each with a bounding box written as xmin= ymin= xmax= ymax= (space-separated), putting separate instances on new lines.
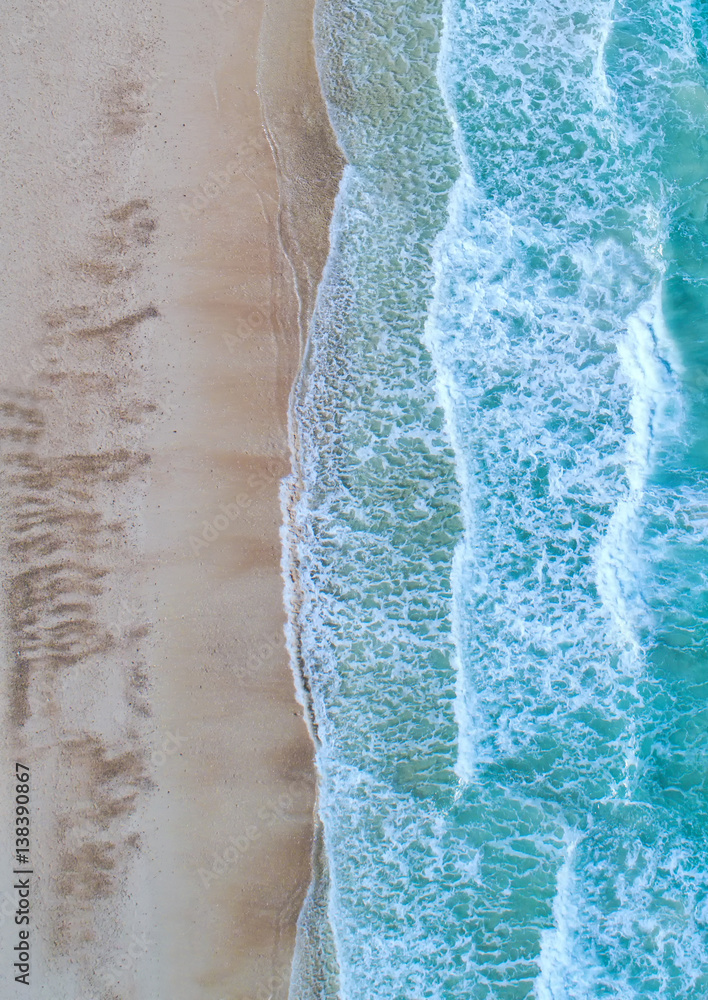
xmin=0 ymin=0 xmax=341 ymax=997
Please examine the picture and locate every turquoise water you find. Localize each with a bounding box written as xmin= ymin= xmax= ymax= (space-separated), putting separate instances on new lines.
xmin=285 ymin=1 xmax=708 ymax=997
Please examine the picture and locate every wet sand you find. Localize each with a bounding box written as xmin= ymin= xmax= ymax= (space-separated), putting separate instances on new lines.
xmin=0 ymin=0 xmax=342 ymax=997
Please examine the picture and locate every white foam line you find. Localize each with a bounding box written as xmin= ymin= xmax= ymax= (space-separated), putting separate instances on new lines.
xmin=591 ymin=282 xmax=683 ymax=817
xmin=534 ymin=831 xmax=586 ymax=1000
xmin=429 ymin=0 xmax=481 ymax=784
xmin=591 ymin=0 xmax=617 ymax=114
xmin=277 ymin=82 xmax=356 ymax=998
xmin=594 ymin=287 xmax=682 ymax=666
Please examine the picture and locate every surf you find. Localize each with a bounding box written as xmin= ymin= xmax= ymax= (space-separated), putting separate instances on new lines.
xmin=287 ymin=0 xmax=708 ymax=996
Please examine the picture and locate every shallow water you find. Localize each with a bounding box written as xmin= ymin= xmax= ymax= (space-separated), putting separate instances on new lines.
xmin=286 ymin=1 xmax=708 ymax=996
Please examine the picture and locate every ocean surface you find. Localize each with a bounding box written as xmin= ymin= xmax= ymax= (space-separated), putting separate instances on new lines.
xmin=284 ymin=1 xmax=708 ymax=997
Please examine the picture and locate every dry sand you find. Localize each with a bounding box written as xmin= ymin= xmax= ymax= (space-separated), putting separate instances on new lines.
xmin=0 ymin=0 xmax=342 ymax=997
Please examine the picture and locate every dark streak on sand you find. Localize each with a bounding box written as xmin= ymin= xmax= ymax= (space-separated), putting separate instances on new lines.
xmin=0 ymin=187 xmax=159 ymax=978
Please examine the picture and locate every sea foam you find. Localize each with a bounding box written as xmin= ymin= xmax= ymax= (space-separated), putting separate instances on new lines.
xmin=288 ymin=0 xmax=708 ymax=995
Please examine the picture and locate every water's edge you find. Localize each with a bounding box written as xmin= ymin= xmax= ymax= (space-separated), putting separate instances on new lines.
xmin=256 ymin=0 xmax=346 ymax=995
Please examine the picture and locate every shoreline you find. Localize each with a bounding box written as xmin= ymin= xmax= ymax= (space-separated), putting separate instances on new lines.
xmin=258 ymin=0 xmax=346 ymax=741
xmin=0 ymin=0 xmax=342 ymax=996
xmin=259 ymin=0 xmax=346 ymax=991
